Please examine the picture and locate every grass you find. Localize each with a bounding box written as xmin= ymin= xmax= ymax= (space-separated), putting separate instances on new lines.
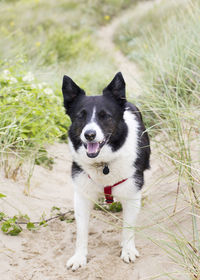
xmin=0 ymin=58 xmax=70 ymax=184
xmin=0 ymin=0 xmax=123 ymax=88
xmin=0 ymin=0 xmax=135 ymax=181
xmin=115 ymin=0 xmax=200 ymax=278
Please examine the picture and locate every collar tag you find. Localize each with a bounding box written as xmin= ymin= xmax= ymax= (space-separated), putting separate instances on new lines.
xmin=103 ymin=165 xmax=109 ymax=175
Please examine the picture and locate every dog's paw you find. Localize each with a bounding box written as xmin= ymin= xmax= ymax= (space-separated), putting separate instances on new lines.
xmin=66 ymin=253 xmax=87 ymax=271
xmin=121 ymin=243 xmax=139 ymax=263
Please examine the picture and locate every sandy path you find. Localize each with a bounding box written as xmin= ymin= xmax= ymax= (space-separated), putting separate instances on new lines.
xmin=0 ymin=142 xmax=190 ymax=280
xmin=97 ymin=12 xmax=142 ymax=96
xmin=97 ymin=0 xmax=162 ymax=96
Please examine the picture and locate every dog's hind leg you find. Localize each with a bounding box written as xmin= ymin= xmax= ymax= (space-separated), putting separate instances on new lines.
xmin=67 ymin=189 xmax=95 ymax=271
xmin=120 ymin=190 xmax=141 ymax=263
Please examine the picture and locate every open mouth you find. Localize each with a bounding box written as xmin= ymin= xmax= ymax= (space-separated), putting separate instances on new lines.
xmin=83 ymin=140 xmax=105 ymax=158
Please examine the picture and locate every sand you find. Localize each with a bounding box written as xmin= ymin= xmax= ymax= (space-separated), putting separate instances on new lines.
xmin=0 ymin=142 xmax=194 ymax=280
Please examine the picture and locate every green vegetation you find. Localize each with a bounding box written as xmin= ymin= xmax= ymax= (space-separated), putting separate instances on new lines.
xmin=115 ymin=0 xmax=200 ymax=278
xmin=0 ymin=199 xmax=74 ymax=236
xmin=0 ymin=58 xmax=69 ymax=180
xmin=94 ymin=199 xmax=123 ymax=212
xmin=0 ymin=0 xmax=133 ymax=179
xmin=0 ymin=0 xmax=142 ymax=180
xmin=0 ymin=0 xmax=131 ymax=88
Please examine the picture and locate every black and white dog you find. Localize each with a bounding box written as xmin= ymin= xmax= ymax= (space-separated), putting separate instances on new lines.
xmin=62 ymin=72 xmax=150 ymax=271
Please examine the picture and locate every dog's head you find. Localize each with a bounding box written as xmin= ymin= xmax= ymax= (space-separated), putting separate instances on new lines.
xmin=62 ymin=72 xmax=127 ymax=159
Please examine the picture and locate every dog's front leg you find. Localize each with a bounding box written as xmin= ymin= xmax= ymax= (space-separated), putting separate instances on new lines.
xmin=67 ymin=190 xmax=94 ymax=271
xmin=121 ymin=190 xmax=141 ymax=263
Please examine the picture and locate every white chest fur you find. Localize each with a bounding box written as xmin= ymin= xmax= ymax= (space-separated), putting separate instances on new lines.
xmin=69 ymin=109 xmax=139 ymax=189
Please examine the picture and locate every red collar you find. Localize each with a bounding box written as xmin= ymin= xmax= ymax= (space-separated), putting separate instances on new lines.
xmin=88 ymin=175 xmax=128 ymax=204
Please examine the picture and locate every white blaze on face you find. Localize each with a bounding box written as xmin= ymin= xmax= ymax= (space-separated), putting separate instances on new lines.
xmin=80 ymin=107 xmax=105 ymax=151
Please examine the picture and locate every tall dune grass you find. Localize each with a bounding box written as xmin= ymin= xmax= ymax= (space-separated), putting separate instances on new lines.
xmin=115 ymin=0 xmax=200 ymax=278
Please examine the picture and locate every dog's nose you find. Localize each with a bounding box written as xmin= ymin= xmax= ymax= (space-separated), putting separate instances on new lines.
xmin=84 ymin=130 xmax=96 ymax=141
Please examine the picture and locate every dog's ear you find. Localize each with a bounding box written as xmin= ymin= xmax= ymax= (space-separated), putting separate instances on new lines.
xmin=62 ymin=75 xmax=85 ymax=114
xmin=103 ymin=72 xmax=126 ymax=105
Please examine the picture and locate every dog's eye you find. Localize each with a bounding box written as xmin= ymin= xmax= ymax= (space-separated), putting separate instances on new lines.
xmin=98 ymin=111 xmax=112 ymax=120
xmin=77 ymin=110 xmax=86 ymax=119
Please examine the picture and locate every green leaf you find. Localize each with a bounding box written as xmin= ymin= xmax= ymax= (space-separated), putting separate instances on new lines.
xmin=22 ymin=214 xmax=30 ymax=222
xmin=39 ymin=220 xmax=47 ymax=226
xmin=51 ymin=206 xmax=61 ymax=212
xmin=59 ymin=215 xmax=65 ymax=221
xmin=0 ymin=212 xmax=5 ymax=221
xmin=1 ymin=221 xmax=11 ymax=233
xmin=8 ymin=225 xmax=22 ymax=236
xmin=108 ymin=202 xmax=122 ymax=212
xmin=27 ymin=222 xmax=35 ymax=230
xmin=66 ymin=219 xmax=74 ymax=223
xmin=1 ymin=219 xmax=22 ymax=236
xmin=0 ymin=193 xmax=6 ymax=198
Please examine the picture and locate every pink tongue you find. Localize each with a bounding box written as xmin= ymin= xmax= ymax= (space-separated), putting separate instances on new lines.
xmin=87 ymin=142 xmax=100 ymax=154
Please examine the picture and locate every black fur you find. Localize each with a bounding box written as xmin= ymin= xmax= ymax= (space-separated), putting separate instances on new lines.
xmin=62 ymin=72 xmax=150 ymax=190
xmin=103 ymin=72 xmax=126 ymax=107
xmin=65 ymin=94 xmax=128 ymax=153
xmin=62 ymin=75 xmax=85 ymax=115
xmin=72 ymin=161 xmax=83 ymax=179
xmin=126 ymin=102 xmax=150 ymax=171
xmin=126 ymin=103 xmax=150 ymax=190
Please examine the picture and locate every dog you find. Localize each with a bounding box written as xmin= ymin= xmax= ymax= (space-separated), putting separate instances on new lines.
xmin=62 ymin=72 xmax=150 ymax=271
